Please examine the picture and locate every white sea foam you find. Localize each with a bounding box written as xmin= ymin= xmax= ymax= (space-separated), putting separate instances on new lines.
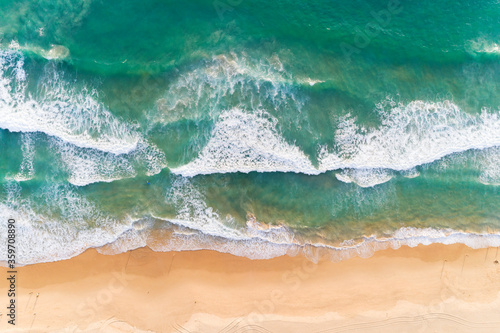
xmin=152 ymin=178 xmax=500 ymax=262
xmin=13 ymin=133 xmax=36 ymax=181
xmin=53 ymin=139 xmax=137 ymax=186
xmin=171 ymin=109 xmax=319 ymax=177
xmin=160 ymin=176 xmax=300 ymax=253
xmin=100 ymin=177 xmax=297 ymax=259
xmin=131 ymin=141 xmax=168 ymax=177
xmin=2 ymin=177 xmax=500 ymax=264
xmin=4 ymin=135 xmax=166 ymax=187
xmin=153 ymin=53 xmax=304 ymax=125
xmin=164 ymin=176 xmax=244 ymax=239
xmin=468 ymin=38 xmax=500 ymax=55
xmin=0 ymin=182 xmax=135 ymax=264
xmin=0 ymin=49 xmax=168 ymax=185
xmin=11 ymin=218 xmax=500 ymax=264
xmin=0 ymin=49 xmax=139 ymax=154
xmin=335 ymin=169 xmax=394 ymax=187
xmin=171 ymin=97 xmax=499 ymax=186
xmin=96 ymin=217 xmax=500 ymax=264
xmin=20 ymin=44 xmax=71 ymax=60
xmin=51 ymin=138 xmax=167 ymax=186
xmin=305 ymin=78 xmax=325 ymax=86
xmin=400 ymin=167 xmax=420 ymax=179
xmin=319 ymin=100 xmax=500 ymax=172
xmin=160 ymin=54 xmax=498 ymax=186
xmin=160 ymin=53 xmax=314 ymax=177
xmin=43 ymin=45 xmax=70 ymax=60
xmin=478 ymin=147 xmax=500 ymax=186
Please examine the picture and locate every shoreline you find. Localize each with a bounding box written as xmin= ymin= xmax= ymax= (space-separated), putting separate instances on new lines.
xmin=1 ymin=244 xmax=500 ymax=332
xmin=8 ymin=218 xmax=500 ymax=266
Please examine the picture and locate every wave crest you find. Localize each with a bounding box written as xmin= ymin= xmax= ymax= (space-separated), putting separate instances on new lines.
xmin=0 ymin=49 xmax=139 ymax=154
xmin=172 ymin=99 xmax=500 ymax=187
xmin=171 ymin=109 xmax=318 ymax=177
xmin=319 ymin=100 xmax=500 ymax=171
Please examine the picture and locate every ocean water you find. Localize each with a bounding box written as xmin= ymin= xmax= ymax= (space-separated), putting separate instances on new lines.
xmin=0 ymin=0 xmax=499 ymax=264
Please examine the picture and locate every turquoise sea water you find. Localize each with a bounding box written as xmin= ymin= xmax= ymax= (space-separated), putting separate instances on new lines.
xmin=0 ymin=0 xmax=499 ymax=264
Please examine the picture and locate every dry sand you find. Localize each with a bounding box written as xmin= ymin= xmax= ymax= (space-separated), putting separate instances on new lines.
xmin=1 ymin=244 xmax=500 ymax=332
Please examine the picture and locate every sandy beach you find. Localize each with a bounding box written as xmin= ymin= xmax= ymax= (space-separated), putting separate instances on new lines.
xmin=1 ymin=244 xmax=500 ymax=332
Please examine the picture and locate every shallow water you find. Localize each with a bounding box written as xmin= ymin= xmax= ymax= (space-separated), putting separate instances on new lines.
xmin=0 ymin=0 xmax=499 ymax=263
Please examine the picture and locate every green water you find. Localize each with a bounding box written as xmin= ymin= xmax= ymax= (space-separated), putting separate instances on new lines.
xmin=0 ymin=0 xmax=499 ymax=263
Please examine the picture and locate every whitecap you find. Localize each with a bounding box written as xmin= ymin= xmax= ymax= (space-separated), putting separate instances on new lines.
xmin=0 ymin=49 xmax=139 ymax=154
xmin=53 ymin=139 xmax=137 ymax=186
xmin=319 ymin=100 xmax=500 ymax=172
xmin=468 ymin=38 xmax=500 ymax=55
xmin=171 ymin=109 xmax=319 ymax=177
xmin=478 ymin=147 xmax=500 ymax=186
xmin=152 ymin=53 xmax=304 ymax=124
xmin=13 ymin=133 xmax=36 ymax=181
xmin=335 ymin=169 xmax=394 ymax=187
xmin=0 ymin=182 xmax=134 ymax=264
xmin=43 ymin=45 xmax=70 ymax=60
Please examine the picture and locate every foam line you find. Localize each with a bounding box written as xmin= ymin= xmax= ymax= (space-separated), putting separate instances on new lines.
xmin=2 ymin=177 xmax=499 ymax=264
xmin=319 ymin=100 xmax=500 ymax=171
xmin=0 ymin=49 xmax=139 ymax=154
xmin=171 ymin=109 xmax=319 ymax=177
xmin=172 ymin=99 xmax=500 ymax=189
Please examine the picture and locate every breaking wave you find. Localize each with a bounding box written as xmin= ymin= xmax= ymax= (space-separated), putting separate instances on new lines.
xmin=171 ymin=109 xmax=318 ymax=176
xmin=172 ymin=97 xmax=500 ymax=187
xmin=2 ymin=176 xmax=499 ymax=265
xmin=0 ymin=49 xmax=139 ymax=154
xmin=319 ymin=100 xmax=500 ymax=172
xmin=0 ymin=49 xmax=167 ymax=186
